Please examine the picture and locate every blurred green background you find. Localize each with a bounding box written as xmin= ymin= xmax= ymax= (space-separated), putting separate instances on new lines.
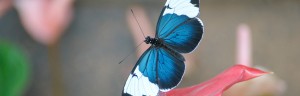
xmin=0 ymin=41 xmax=29 ymax=96
xmin=0 ymin=0 xmax=299 ymax=96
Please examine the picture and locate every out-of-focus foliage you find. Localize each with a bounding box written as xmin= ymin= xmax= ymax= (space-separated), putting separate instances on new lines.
xmin=0 ymin=41 xmax=30 ymax=96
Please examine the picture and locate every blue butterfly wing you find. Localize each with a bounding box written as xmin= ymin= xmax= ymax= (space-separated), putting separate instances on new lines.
xmin=122 ymin=46 xmax=185 ymax=96
xmin=156 ymin=47 xmax=185 ymax=91
xmin=161 ymin=17 xmax=203 ymax=53
xmin=123 ymin=48 xmax=159 ymax=96
xmin=156 ymin=0 xmax=204 ymax=53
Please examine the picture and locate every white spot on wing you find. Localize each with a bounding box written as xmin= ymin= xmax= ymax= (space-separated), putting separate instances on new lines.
xmin=160 ymin=88 xmax=172 ymax=92
xmin=163 ymin=0 xmax=199 ymax=18
xmin=123 ymin=66 xmax=159 ymax=96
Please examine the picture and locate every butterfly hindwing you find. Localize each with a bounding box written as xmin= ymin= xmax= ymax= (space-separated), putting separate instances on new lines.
xmin=122 ymin=47 xmax=185 ymax=96
xmin=123 ymin=48 xmax=159 ymax=96
xmin=156 ymin=0 xmax=203 ymax=53
xmin=156 ymin=47 xmax=185 ymax=91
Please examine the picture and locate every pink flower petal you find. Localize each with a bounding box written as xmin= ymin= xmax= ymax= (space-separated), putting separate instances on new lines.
xmin=0 ymin=0 xmax=12 ymax=17
xmin=236 ymin=24 xmax=252 ymax=66
xmin=161 ymin=65 xmax=268 ymax=96
xmin=15 ymin=0 xmax=73 ymax=45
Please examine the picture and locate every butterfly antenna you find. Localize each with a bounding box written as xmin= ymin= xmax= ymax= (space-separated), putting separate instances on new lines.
xmin=118 ymin=41 xmax=144 ymax=64
xmin=131 ymin=9 xmax=146 ymax=38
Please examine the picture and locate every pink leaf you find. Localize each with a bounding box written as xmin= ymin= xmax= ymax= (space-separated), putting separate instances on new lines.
xmin=161 ymin=65 xmax=268 ymax=96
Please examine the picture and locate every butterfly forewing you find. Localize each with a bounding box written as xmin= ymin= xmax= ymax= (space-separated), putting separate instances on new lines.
xmin=162 ymin=17 xmax=203 ymax=53
xmin=156 ymin=0 xmax=203 ymax=53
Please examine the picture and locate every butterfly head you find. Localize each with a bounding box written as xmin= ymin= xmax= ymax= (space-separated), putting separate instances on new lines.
xmin=144 ymin=36 xmax=162 ymax=47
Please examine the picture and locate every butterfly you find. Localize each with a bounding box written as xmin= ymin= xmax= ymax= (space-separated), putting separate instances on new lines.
xmin=122 ymin=0 xmax=203 ymax=95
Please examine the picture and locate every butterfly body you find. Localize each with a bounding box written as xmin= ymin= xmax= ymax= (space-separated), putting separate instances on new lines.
xmin=123 ymin=0 xmax=203 ymax=96
xmin=144 ymin=36 xmax=162 ymax=47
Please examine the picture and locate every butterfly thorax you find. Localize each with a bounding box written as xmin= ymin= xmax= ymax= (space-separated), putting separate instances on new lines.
xmin=144 ymin=36 xmax=162 ymax=47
